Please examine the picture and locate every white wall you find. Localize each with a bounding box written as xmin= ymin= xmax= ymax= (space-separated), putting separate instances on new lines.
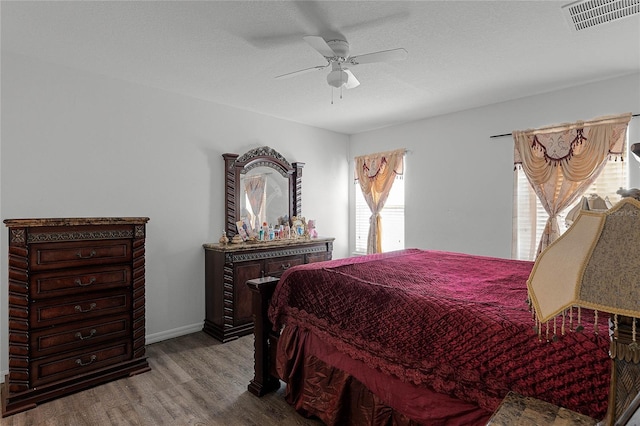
xmin=349 ymin=73 xmax=640 ymax=258
xmin=0 ymin=53 xmax=350 ymax=377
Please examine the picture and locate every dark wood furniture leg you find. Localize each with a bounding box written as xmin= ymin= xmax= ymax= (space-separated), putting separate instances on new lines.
xmin=602 ymin=316 xmax=640 ymax=426
xmin=247 ymin=276 xmax=281 ymax=396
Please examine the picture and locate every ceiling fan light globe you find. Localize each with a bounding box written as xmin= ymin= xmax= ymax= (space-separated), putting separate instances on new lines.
xmin=327 ymin=70 xmax=349 ymax=88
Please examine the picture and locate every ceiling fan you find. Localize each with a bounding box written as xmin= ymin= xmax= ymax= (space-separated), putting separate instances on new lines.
xmin=276 ymin=35 xmax=408 ymax=90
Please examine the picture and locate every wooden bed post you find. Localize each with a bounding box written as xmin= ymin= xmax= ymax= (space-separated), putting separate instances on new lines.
xmin=602 ymin=316 xmax=640 ymax=425
xmin=246 ymin=276 xmax=281 ymax=397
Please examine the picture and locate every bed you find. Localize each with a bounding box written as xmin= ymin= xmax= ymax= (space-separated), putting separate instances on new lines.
xmin=247 ymin=249 xmax=611 ymax=425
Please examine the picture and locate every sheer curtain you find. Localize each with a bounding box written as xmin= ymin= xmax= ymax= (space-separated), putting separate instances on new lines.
xmin=355 ymin=149 xmax=405 ymax=254
xmin=244 ymin=175 xmax=266 ymax=230
xmin=513 ymin=113 xmax=631 ymax=256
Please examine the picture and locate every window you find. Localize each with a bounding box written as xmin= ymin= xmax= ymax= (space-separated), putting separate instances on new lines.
xmin=354 ymin=174 xmax=405 ymax=254
xmin=514 ymin=141 xmax=628 ymax=261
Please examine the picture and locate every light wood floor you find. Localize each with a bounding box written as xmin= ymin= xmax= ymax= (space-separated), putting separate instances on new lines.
xmin=1 ymin=332 xmax=322 ymax=426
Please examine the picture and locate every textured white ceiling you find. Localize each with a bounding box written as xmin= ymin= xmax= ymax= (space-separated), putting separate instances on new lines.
xmin=2 ymin=1 xmax=639 ymax=135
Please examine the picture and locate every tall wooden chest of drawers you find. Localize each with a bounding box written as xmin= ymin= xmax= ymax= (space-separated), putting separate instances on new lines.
xmin=1 ymin=217 xmax=150 ymax=417
xmin=202 ymin=237 xmax=334 ymax=342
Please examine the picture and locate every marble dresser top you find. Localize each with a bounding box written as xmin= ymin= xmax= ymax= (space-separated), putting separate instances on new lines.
xmin=4 ymin=217 xmax=150 ymax=227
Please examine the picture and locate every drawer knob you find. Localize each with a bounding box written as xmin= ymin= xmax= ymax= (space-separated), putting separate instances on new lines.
xmin=75 ymin=329 xmax=97 ymax=340
xmin=74 ymin=303 xmax=97 ymax=313
xmin=74 ymin=277 xmax=97 ymax=287
xmin=76 ymin=250 xmax=97 ymax=259
xmin=281 ymin=263 xmax=291 ymax=270
xmin=75 ymin=355 xmax=97 ymax=367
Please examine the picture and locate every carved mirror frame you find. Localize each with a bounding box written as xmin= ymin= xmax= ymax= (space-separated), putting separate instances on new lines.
xmin=223 ymin=146 xmax=304 ymax=237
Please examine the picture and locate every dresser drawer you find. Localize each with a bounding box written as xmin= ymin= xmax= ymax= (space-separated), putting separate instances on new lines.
xmin=31 ymin=291 xmax=130 ymax=328
xmin=30 ymin=313 xmax=130 ymax=358
xmin=31 ymin=341 xmax=132 ymax=387
xmin=30 ymin=265 xmax=132 ymax=299
xmin=29 ymin=239 xmax=132 ymax=271
xmin=306 ymin=252 xmax=330 ymax=263
xmin=264 ymin=255 xmax=304 ymax=276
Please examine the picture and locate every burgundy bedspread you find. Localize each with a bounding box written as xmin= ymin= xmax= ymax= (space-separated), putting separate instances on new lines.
xmin=268 ymin=249 xmax=611 ymax=420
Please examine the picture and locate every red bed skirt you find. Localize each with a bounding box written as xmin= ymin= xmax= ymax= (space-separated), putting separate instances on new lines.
xmin=277 ymin=325 xmax=493 ymax=426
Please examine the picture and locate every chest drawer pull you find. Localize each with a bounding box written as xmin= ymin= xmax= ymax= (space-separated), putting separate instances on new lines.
xmin=74 ymin=277 xmax=97 ymax=287
xmin=75 ymin=329 xmax=97 ymax=341
xmin=281 ymin=263 xmax=291 ymax=270
xmin=74 ymin=303 xmax=97 ymax=313
xmin=76 ymin=250 xmax=97 ymax=259
xmin=75 ymin=355 xmax=97 ymax=367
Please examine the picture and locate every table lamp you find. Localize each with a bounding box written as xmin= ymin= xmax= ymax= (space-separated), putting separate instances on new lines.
xmin=528 ymin=196 xmax=640 ymax=425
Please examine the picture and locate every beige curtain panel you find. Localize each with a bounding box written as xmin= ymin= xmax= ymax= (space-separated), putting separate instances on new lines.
xmin=355 ymin=148 xmax=405 ymax=254
xmin=513 ymin=113 xmax=631 ymax=256
xmin=244 ymin=175 xmax=267 ymax=230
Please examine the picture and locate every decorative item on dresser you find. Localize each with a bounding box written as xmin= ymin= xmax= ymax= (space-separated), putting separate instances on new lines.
xmin=202 ymin=238 xmax=334 ymax=342
xmin=1 ymin=217 xmax=150 ymax=417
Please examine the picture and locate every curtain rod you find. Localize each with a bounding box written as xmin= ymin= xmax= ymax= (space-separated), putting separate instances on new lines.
xmin=489 ymin=113 xmax=640 ymax=139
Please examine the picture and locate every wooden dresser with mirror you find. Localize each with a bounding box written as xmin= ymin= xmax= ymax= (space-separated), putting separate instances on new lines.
xmin=203 ymin=146 xmax=334 ymax=342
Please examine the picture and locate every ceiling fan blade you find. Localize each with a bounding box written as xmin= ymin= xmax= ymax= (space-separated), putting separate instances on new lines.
xmin=275 ymin=64 xmax=329 ymax=80
xmin=344 ymin=69 xmax=360 ymax=89
xmin=348 ymin=48 xmax=408 ymax=65
xmin=303 ymin=35 xmax=336 ymax=58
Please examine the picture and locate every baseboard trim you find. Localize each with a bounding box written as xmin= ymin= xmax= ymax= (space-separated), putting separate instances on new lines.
xmin=0 ymin=323 xmax=205 ymax=384
xmin=145 ymin=323 xmax=203 ymax=345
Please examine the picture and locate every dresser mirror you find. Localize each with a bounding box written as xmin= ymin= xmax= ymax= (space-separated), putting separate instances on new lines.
xmin=240 ymin=167 xmax=289 ymax=229
xmin=223 ymin=146 xmax=303 ymax=238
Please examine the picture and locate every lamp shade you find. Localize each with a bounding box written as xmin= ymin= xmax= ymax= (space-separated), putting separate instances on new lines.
xmin=528 ymin=197 xmax=640 ymax=324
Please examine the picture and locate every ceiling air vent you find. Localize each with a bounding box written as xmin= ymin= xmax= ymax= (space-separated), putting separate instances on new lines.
xmin=562 ymin=0 xmax=640 ymax=31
